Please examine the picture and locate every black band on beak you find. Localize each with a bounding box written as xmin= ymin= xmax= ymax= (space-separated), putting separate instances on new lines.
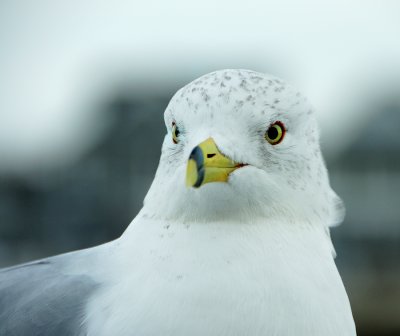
xmin=189 ymin=146 xmax=205 ymax=188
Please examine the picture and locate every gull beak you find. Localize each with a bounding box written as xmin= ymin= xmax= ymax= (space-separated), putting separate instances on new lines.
xmin=186 ymin=137 xmax=245 ymax=188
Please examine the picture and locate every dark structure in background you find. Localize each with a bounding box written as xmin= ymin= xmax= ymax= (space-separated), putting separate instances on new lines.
xmin=330 ymin=104 xmax=400 ymax=335
xmin=0 ymin=88 xmax=399 ymax=335
xmin=0 ymin=93 xmax=168 ymax=262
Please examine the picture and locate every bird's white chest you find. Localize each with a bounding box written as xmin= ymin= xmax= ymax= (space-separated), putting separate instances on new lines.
xmin=86 ymin=219 xmax=356 ymax=336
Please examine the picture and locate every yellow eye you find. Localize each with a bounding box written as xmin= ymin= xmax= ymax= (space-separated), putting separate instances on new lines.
xmin=265 ymin=121 xmax=285 ymax=145
xmin=172 ymin=122 xmax=180 ymax=144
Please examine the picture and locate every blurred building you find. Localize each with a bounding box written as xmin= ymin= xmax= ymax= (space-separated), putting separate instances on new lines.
xmin=330 ymin=103 xmax=400 ymax=335
xmin=0 ymin=90 xmax=169 ymax=263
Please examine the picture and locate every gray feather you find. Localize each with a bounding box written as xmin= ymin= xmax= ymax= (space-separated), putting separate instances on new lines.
xmin=0 ymin=255 xmax=98 ymax=336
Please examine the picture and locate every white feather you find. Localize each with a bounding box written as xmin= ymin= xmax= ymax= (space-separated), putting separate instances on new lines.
xmin=84 ymin=69 xmax=356 ymax=335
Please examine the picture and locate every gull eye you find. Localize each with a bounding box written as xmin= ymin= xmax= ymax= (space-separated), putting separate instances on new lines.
xmin=172 ymin=122 xmax=180 ymax=144
xmin=265 ymin=121 xmax=285 ymax=145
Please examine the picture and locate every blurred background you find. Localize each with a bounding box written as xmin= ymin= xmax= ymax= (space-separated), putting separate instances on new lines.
xmin=0 ymin=0 xmax=399 ymax=334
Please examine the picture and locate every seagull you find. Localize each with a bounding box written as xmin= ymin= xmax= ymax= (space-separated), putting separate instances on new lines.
xmin=0 ymin=69 xmax=357 ymax=336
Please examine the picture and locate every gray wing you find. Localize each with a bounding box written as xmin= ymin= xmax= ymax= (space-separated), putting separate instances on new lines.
xmin=0 ymin=254 xmax=99 ymax=336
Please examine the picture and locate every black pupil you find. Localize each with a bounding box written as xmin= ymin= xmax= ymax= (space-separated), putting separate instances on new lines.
xmin=267 ymin=126 xmax=278 ymax=140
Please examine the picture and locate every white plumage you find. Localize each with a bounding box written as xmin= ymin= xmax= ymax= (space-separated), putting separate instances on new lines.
xmin=0 ymin=69 xmax=356 ymax=336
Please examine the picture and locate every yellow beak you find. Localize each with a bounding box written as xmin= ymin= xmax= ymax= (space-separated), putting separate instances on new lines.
xmin=186 ymin=137 xmax=244 ymax=188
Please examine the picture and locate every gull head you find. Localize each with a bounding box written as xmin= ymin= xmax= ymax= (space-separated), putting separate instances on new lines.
xmin=143 ymin=69 xmax=344 ymax=224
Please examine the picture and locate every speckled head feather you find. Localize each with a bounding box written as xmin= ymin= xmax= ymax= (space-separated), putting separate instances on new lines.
xmin=144 ymin=69 xmax=344 ymax=227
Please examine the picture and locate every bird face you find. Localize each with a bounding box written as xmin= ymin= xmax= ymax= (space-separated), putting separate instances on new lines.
xmin=144 ymin=69 xmax=343 ymax=225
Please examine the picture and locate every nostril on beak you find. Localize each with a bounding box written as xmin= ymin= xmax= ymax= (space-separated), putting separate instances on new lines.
xmin=207 ymin=153 xmax=216 ymax=158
